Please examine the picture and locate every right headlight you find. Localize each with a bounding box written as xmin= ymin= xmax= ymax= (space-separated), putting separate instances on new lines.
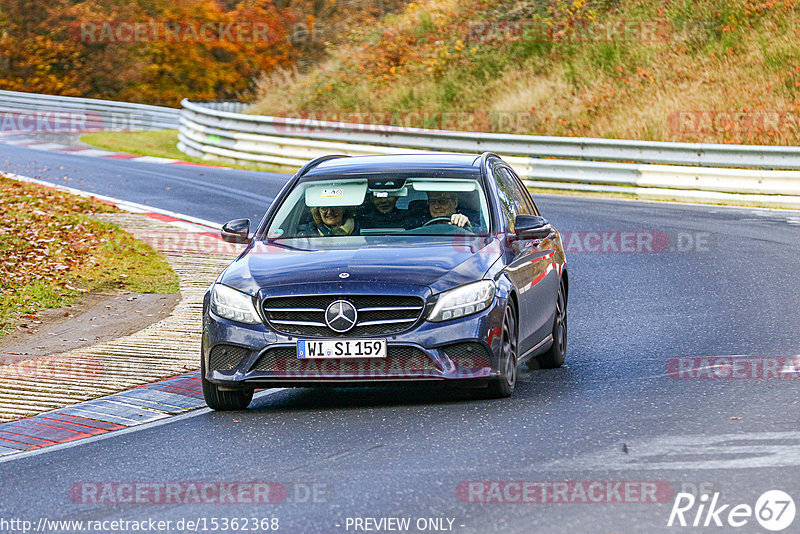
xmin=427 ymin=280 xmax=496 ymax=322
xmin=210 ymin=284 xmax=261 ymax=324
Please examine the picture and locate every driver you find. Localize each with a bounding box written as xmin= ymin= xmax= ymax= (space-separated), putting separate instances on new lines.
xmin=424 ymin=192 xmax=471 ymax=228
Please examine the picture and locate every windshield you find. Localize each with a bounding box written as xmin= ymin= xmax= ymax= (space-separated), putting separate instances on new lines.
xmin=265 ymin=174 xmax=490 ymax=240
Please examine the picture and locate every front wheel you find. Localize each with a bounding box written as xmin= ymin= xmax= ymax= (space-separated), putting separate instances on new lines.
xmin=534 ymin=281 xmax=567 ymax=369
xmin=485 ymin=305 xmax=518 ymax=398
xmin=201 ymin=360 xmax=254 ymax=411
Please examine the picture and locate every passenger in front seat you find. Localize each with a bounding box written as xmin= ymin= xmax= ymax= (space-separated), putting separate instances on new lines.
xmin=297 ymin=206 xmax=357 ymax=236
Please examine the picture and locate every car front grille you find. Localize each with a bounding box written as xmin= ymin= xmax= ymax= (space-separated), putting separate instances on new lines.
xmin=262 ymin=295 xmax=425 ymax=337
xmin=442 ymin=342 xmax=491 ymax=370
xmin=252 ymin=345 xmax=437 ymax=377
xmin=209 ymin=344 xmax=250 ymax=371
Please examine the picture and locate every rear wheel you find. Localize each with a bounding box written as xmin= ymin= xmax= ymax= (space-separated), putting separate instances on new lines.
xmin=201 ymin=359 xmax=254 ymax=411
xmin=485 ymin=305 xmax=518 ymax=398
xmin=534 ymin=281 xmax=567 ymax=369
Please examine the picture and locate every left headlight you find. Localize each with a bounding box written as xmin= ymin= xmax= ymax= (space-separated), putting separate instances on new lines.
xmin=210 ymin=284 xmax=261 ymax=324
xmin=427 ymin=280 xmax=496 ymax=322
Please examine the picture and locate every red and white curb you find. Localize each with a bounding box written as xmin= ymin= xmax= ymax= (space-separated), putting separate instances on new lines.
xmin=0 ymin=172 xmax=259 ymax=459
xmin=0 ymin=380 xmax=283 ymax=461
xmin=0 ymin=372 xmax=205 ymax=457
xmin=1 ymin=170 xmax=224 ymax=232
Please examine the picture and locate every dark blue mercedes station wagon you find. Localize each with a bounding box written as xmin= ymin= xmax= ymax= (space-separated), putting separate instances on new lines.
xmin=201 ymin=153 xmax=568 ymax=410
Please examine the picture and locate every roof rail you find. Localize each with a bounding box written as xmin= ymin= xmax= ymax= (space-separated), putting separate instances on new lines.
xmin=295 ymin=154 xmax=351 ymax=178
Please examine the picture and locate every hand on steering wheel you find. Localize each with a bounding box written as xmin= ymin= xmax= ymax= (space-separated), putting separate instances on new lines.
xmin=422 ymin=214 xmax=471 ymax=228
xmin=422 ymin=216 xmax=453 ymax=227
xmin=449 ymin=213 xmax=471 ymax=228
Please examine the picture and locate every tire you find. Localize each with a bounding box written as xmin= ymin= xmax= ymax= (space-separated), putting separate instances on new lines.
xmin=201 ymin=359 xmax=254 ymax=411
xmin=534 ymin=281 xmax=567 ymax=369
xmin=485 ymin=305 xmax=518 ymax=399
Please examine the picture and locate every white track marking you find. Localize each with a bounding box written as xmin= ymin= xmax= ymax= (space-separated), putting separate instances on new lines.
xmin=541 ymin=431 xmax=800 ymax=471
xmin=1 ymin=171 xmax=222 ymax=229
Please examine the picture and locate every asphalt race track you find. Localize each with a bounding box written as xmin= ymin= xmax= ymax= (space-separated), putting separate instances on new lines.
xmin=2 ymin=142 xmax=800 ymax=533
xmin=0 ymin=143 xmax=284 ymax=224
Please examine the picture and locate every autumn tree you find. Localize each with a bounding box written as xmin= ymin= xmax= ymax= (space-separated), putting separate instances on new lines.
xmin=0 ymin=0 xmax=88 ymax=95
xmin=1 ymin=0 xmax=295 ymax=105
xmin=0 ymin=0 xmax=408 ymax=104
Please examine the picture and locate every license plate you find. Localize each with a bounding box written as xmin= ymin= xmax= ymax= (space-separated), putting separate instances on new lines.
xmin=297 ymin=339 xmax=387 ymax=359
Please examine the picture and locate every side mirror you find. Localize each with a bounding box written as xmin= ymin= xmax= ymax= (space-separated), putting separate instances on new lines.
xmin=221 ymin=218 xmax=251 ymax=244
xmin=514 ymin=215 xmax=552 ymax=240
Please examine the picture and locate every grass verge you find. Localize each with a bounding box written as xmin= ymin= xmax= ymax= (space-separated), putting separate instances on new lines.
xmin=79 ymin=130 xmax=285 ymax=173
xmin=0 ymin=175 xmax=180 ymax=340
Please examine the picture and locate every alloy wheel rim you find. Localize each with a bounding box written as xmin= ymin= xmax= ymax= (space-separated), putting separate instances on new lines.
xmin=503 ymin=310 xmax=517 ymax=387
xmin=555 ymin=288 xmax=566 ymax=354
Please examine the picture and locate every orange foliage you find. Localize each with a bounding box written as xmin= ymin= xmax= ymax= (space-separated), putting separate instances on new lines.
xmin=0 ymin=0 xmax=296 ymax=105
xmin=0 ymin=0 xmax=88 ymax=95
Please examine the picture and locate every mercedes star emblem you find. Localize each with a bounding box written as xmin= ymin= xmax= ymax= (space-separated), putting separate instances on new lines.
xmin=325 ymin=300 xmax=358 ymax=333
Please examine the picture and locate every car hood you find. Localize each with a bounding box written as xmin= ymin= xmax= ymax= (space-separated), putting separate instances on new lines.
xmin=219 ymin=236 xmax=502 ymax=295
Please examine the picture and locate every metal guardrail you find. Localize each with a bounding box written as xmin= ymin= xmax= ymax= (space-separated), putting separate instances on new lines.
xmin=0 ymin=89 xmax=180 ymax=131
xmin=195 ymin=101 xmax=249 ymax=113
xmin=177 ymin=99 xmax=800 ymax=207
xmin=6 ymin=90 xmax=796 ymax=206
xmin=179 ymin=99 xmax=800 ymax=170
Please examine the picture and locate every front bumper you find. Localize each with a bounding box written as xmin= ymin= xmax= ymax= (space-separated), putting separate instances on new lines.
xmin=202 ymin=296 xmax=506 ymax=388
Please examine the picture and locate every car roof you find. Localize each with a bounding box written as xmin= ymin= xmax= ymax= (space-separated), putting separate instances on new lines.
xmin=303 ymin=153 xmax=482 ymax=178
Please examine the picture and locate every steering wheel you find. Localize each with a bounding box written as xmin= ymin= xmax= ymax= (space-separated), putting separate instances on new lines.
xmin=422 ymin=217 xmax=455 ymax=227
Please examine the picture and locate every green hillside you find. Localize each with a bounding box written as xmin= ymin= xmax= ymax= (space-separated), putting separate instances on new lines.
xmin=250 ymin=0 xmax=800 ymax=145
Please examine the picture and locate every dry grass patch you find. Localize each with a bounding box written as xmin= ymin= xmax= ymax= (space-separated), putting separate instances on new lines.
xmin=249 ymin=0 xmax=800 ymax=145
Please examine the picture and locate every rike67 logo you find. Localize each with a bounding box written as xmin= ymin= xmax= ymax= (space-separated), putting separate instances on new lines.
xmin=668 ymin=490 xmax=796 ymax=531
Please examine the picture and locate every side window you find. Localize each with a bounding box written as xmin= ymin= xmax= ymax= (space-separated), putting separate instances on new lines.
xmin=500 ymin=168 xmax=535 ymax=216
xmin=504 ymin=167 xmax=539 ymax=216
xmin=493 ymin=166 xmax=519 ymax=231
